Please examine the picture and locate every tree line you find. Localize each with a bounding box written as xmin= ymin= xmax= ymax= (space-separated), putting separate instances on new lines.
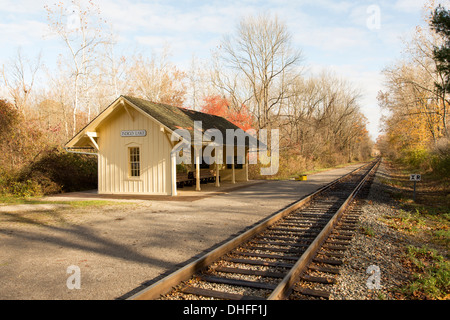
xmin=378 ymin=2 xmax=450 ymax=176
xmin=0 ymin=1 xmax=373 ymax=195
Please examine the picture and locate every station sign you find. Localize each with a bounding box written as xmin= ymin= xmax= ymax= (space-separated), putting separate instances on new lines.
xmin=121 ymin=130 xmax=147 ymax=137
xmin=410 ymin=174 xmax=421 ymax=181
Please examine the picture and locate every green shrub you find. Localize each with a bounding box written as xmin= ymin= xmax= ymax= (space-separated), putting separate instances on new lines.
xmin=0 ymin=170 xmax=8 ymax=195
xmin=0 ymin=169 xmax=42 ymax=198
xmin=9 ymin=180 xmax=42 ymax=197
xmin=431 ymin=153 xmax=450 ymax=177
xmin=402 ymin=148 xmax=430 ymax=169
xmin=18 ymin=148 xmax=98 ymax=194
xmin=397 ymin=145 xmax=450 ymax=177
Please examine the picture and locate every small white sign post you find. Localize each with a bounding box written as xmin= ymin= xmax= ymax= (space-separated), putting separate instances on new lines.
xmin=410 ymin=174 xmax=421 ymax=201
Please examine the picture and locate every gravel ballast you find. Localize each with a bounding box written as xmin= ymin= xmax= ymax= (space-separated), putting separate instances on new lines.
xmin=330 ymin=161 xmax=415 ymax=300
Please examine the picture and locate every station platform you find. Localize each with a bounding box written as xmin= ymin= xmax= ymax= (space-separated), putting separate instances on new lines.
xmin=42 ymin=180 xmax=266 ymax=202
xmin=42 ymin=162 xmax=364 ymax=203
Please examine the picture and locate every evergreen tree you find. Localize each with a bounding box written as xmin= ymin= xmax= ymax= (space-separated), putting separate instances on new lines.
xmin=430 ymin=5 xmax=450 ymax=92
xmin=430 ymin=5 xmax=450 ymax=137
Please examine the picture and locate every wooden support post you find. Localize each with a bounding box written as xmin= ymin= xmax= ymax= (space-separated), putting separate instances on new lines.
xmin=214 ymin=148 xmax=220 ymax=187
xmin=171 ymin=152 xmax=177 ymax=196
xmin=245 ymin=151 xmax=249 ymax=182
xmin=195 ymin=147 xmax=201 ymax=191
xmin=232 ymin=162 xmax=236 ymax=184
xmin=215 ymin=163 xmax=220 ymax=187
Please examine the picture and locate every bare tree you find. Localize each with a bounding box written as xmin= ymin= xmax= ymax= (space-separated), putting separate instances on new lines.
xmin=2 ymin=48 xmax=41 ymax=116
xmin=212 ymin=13 xmax=304 ymax=130
xmin=125 ymin=47 xmax=187 ymax=107
xmin=276 ymin=70 xmax=367 ymax=163
xmin=99 ymin=25 xmax=127 ymax=102
xmin=186 ymin=54 xmax=215 ymax=110
xmin=45 ymin=67 xmax=75 ymax=141
xmin=45 ymin=0 xmax=107 ymax=134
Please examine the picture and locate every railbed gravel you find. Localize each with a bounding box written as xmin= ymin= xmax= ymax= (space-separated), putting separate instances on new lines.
xmin=329 ymin=161 xmax=412 ymax=300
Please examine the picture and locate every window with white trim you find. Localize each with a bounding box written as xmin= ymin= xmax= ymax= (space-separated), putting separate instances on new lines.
xmin=128 ymin=147 xmax=140 ymax=177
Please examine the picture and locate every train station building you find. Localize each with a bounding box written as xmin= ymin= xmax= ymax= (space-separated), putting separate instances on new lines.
xmin=65 ymin=95 xmax=258 ymax=196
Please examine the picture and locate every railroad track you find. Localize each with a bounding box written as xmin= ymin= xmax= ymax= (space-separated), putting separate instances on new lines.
xmin=128 ymin=159 xmax=380 ymax=300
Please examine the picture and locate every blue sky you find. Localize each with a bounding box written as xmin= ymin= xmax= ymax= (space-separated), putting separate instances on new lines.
xmin=0 ymin=0 xmax=439 ymax=140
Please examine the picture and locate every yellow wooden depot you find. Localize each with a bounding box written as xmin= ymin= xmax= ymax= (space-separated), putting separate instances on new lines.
xmin=65 ymin=96 xmax=255 ymax=196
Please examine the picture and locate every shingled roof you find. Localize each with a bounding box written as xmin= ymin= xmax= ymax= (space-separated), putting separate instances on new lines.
xmin=123 ymin=95 xmax=243 ymax=138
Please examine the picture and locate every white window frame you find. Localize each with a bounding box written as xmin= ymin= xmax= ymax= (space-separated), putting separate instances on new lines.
xmin=128 ymin=146 xmax=141 ymax=178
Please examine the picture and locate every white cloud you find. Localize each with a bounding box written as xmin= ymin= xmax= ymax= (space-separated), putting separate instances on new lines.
xmin=98 ymin=0 xmax=237 ymax=35
xmin=294 ymin=25 xmax=371 ymax=53
xmin=394 ymin=0 xmax=427 ymax=13
xmin=0 ymin=20 xmax=50 ymax=46
xmin=0 ymin=0 xmax=47 ymax=14
xmin=96 ymin=0 xmax=263 ymax=65
xmin=312 ymin=0 xmax=354 ymax=14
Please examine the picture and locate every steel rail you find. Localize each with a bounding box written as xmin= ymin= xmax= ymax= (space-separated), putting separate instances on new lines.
xmin=268 ymin=158 xmax=380 ymax=300
xmin=128 ymin=159 xmax=379 ymax=300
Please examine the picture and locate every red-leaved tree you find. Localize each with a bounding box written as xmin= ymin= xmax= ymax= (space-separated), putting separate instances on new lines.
xmin=200 ymin=95 xmax=253 ymax=131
